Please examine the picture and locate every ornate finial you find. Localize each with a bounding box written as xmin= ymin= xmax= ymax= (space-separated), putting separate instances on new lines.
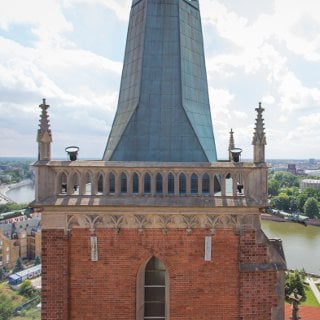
xmin=37 ymin=98 xmax=52 ymax=160
xmin=228 ymin=129 xmax=235 ymax=161
xmin=252 ymin=102 xmax=266 ymax=146
xmin=252 ymin=102 xmax=266 ymax=163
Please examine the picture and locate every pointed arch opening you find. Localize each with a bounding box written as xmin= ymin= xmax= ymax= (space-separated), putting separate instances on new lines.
xmin=167 ymin=173 xmax=174 ymax=195
xmin=202 ymin=173 xmax=210 ymax=194
xmin=137 ymin=257 xmax=168 ymax=320
xmin=179 ymin=173 xmax=186 ymax=195
xmin=144 ymin=173 xmax=151 ymax=194
xmin=121 ymin=172 xmax=127 ymax=193
xmin=109 ymin=172 xmax=115 ymax=194
xmin=191 ymin=173 xmax=198 ymax=194
xmin=133 ymin=172 xmax=139 ymax=194
xmin=156 ymin=173 xmax=163 ymax=194
xmin=97 ymin=173 xmax=104 ymax=194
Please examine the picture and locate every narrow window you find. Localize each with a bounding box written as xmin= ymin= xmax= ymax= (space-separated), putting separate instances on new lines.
xmin=156 ymin=173 xmax=163 ymax=194
xmin=202 ymin=173 xmax=210 ymax=194
xmin=179 ymin=173 xmax=186 ymax=195
xmin=191 ymin=173 xmax=198 ymax=194
xmin=109 ymin=173 xmax=115 ymax=193
xmin=144 ymin=173 xmax=151 ymax=194
xmin=121 ymin=172 xmax=127 ymax=193
xmin=168 ymin=173 xmax=174 ymax=194
xmin=97 ymin=173 xmax=103 ymax=194
xmin=133 ymin=173 xmax=139 ymax=194
xmin=144 ymin=257 xmax=166 ymax=320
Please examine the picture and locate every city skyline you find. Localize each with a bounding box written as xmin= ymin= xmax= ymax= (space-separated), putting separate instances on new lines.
xmin=0 ymin=0 xmax=319 ymax=159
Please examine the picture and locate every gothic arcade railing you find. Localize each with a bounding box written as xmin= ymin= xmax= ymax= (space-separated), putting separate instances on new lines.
xmin=34 ymin=161 xmax=268 ymax=207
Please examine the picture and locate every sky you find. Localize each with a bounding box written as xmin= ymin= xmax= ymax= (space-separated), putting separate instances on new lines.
xmin=0 ymin=0 xmax=319 ymax=160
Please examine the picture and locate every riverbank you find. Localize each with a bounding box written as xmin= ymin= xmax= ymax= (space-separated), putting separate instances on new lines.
xmin=261 ymin=213 xmax=320 ymax=227
xmin=0 ymin=179 xmax=34 ymax=204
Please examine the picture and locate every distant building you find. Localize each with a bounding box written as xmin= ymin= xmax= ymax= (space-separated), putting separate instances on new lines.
xmin=301 ymin=179 xmax=320 ymax=191
xmin=0 ymin=216 xmax=41 ymax=268
xmin=0 ymin=231 xmax=19 ymax=269
xmin=287 ymin=164 xmax=297 ymax=175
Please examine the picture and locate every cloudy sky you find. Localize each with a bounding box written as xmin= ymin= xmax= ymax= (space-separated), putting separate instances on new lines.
xmin=0 ymin=0 xmax=319 ymax=160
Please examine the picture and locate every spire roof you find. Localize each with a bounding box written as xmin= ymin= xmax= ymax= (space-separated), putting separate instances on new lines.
xmin=103 ymin=0 xmax=217 ymax=162
xmin=252 ymin=102 xmax=266 ymax=146
xmin=37 ymin=98 xmax=52 ymax=143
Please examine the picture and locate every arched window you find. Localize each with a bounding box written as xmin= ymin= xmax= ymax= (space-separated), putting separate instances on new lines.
xmin=97 ymin=173 xmax=103 ymax=194
xmin=168 ymin=173 xmax=174 ymax=194
xmin=225 ymin=173 xmax=233 ymax=196
xmin=121 ymin=172 xmax=127 ymax=193
xmin=71 ymin=172 xmax=80 ymax=195
xmin=133 ymin=173 xmax=139 ymax=194
xmin=144 ymin=173 xmax=151 ymax=194
xmin=85 ymin=172 xmax=92 ymax=195
xmin=191 ymin=173 xmax=198 ymax=194
xmin=202 ymin=173 xmax=210 ymax=194
xmin=59 ymin=172 xmax=67 ymax=194
xmin=109 ymin=172 xmax=115 ymax=193
xmin=144 ymin=257 xmax=167 ymax=320
xmin=156 ymin=173 xmax=163 ymax=194
xmin=179 ymin=173 xmax=186 ymax=195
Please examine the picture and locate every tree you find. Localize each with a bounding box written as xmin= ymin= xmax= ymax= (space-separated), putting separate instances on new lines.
xmin=303 ymin=197 xmax=320 ymax=218
xmin=0 ymin=293 xmax=14 ymax=320
xmin=268 ymin=179 xmax=279 ymax=196
xmin=18 ymin=280 xmax=38 ymax=298
xmin=285 ymin=270 xmax=306 ymax=303
xmin=12 ymin=257 xmax=24 ymax=273
xmin=0 ymin=267 xmax=5 ymax=281
xmin=272 ymin=172 xmax=300 ymax=188
xmin=270 ymin=193 xmax=290 ymax=211
xmin=34 ymin=256 xmax=41 ymax=266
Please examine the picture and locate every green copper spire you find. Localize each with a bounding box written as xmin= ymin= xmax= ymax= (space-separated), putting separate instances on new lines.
xmin=103 ymin=0 xmax=217 ymax=162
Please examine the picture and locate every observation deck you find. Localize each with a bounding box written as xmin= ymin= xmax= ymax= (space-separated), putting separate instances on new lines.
xmin=33 ymin=160 xmax=268 ymax=208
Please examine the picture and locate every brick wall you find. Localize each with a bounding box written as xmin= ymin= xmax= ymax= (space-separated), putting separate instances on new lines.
xmin=239 ymin=230 xmax=281 ymax=320
xmin=42 ymin=227 xmax=282 ymax=320
xmin=42 ymin=230 xmax=69 ymax=320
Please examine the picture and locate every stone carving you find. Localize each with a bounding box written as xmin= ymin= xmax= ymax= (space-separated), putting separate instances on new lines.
xmin=64 ymin=213 xmax=257 ymax=234
xmin=182 ymin=215 xmax=199 ymax=234
xmin=206 ymin=214 xmax=240 ymax=233
xmin=109 ymin=215 xmax=124 ymax=234
xmin=158 ymin=215 xmax=173 ymax=234
xmin=67 ymin=214 xmax=102 ymax=234
xmin=134 ymin=215 xmax=151 ymax=234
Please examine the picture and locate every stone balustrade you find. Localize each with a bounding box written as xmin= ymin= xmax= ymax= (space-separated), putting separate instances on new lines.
xmin=33 ymin=160 xmax=268 ymax=207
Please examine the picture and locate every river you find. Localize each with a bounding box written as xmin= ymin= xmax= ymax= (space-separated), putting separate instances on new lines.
xmin=4 ymin=184 xmax=320 ymax=274
xmin=6 ymin=182 xmax=35 ymax=204
xmin=262 ymin=220 xmax=320 ymax=275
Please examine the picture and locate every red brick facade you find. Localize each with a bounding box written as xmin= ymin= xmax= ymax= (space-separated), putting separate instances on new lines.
xmin=42 ymin=226 xmax=284 ymax=320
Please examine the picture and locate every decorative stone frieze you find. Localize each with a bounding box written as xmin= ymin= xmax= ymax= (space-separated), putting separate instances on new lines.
xmin=62 ymin=213 xmax=260 ymax=234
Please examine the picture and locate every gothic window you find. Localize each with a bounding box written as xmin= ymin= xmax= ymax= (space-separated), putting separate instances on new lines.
xmin=144 ymin=173 xmax=151 ymax=194
xmin=168 ymin=173 xmax=174 ymax=194
xmin=121 ymin=172 xmax=127 ymax=193
xmin=133 ymin=173 xmax=139 ymax=194
xmin=202 ymin=173 xmax=210 ymax=194
xmin=109 ymin=172 xmax=115 ymax=193
xmin=179 ymin=173 xmax=186 ymax=195
xmin=156 ymin=173 xmax=163 ymax=194
xmin=191 ymin=173 xmax=198 ymax=194
xmin=59 ymin=172 xmax=67 ymax=194
xmin=97 ymin=173 xmax=103 ymax=194
xmin=144 ymin=257 xmax=167 ymax=320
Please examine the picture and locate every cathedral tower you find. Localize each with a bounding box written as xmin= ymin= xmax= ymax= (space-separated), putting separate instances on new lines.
xmin=34 ymin=1 xmax=286 ymax=320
